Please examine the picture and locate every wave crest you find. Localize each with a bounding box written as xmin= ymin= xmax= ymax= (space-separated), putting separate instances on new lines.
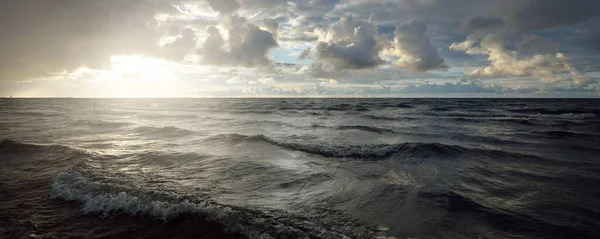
xmin=203 ymin=134 xmax=533 ymax=160
xmin=50 ymin=171 xmax=379 ymax=239
xmin=131 ymin=126 xmax=196 ymax=137
xmin=312 ymin=124 xmax=396 ymax=134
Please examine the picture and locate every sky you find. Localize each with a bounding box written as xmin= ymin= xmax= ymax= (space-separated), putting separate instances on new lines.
xmin=1 ymin=0 xmax=599 ymax=97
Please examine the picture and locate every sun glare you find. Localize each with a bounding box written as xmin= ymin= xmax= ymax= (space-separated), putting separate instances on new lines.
xmin=95 ymin=55 xmax=178 ymax=97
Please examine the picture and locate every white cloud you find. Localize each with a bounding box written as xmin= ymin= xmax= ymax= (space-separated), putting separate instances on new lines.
xmin=450 ymin=33 xmax=594 ymax=86
xmin=384 ymin=20 xmax=447 ymax=72
xmin=313 ymin=15 xmax=385 ymax=71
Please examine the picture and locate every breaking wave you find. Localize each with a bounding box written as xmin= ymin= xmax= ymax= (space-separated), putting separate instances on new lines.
xmin=49 ymin=171 xmax=379 ymax=239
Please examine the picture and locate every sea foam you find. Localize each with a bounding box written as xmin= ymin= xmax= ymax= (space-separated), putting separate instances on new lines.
xmin=50 ymin=171 xmax=376 ymax=239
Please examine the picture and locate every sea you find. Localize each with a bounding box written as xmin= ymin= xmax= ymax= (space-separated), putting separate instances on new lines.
xmin=1 ymin=98 xmax=599 ymax=239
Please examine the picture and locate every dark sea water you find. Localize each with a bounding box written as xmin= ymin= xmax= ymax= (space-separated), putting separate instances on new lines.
xmin=1 ymin=98 xmax=600 ymax=239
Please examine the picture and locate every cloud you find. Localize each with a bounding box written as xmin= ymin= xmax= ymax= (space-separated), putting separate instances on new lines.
xmin=516 ymin=34 xmax=561 ymax=54
xmin=206 ymin=0 xmax=240 ymax=14
xmin=0 ymin=0 xmax=184 ymax=82
xmin=299 ymin=48 xmax=311 ymax=59
xmin=461 ymin=16 xmax=505 ymax=32
xmin=2 ymin=0 xmax=600 ymax=97
xmin=198 ymin=16 xmax=278 ymax=67
xmin=450 ymin=33 xmax=593 ymax=86
xmin=402 ymin=82 xmax=502 ymax=94
xmin=497 ymin=0 xmax=600 ymax=32
xmin=227 ymin=75 xmax=276 ymax=85
xmin=158 ymin=28 xmax=198 ymax=61
xmin=313 ymin=15 xmax=385 ymax=71
xmin=384 ymin=20 xmax=447 ymax=72
xmin=290 ymin=0 xmax=340 ymax=17
xmin=262 ymin=19 xmax=280 ymax=37
xmin=310 ymin=17 xmax=446 ymax=73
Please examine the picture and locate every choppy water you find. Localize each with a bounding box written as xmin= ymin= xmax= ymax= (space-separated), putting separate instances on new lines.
xmin=1 ymin=98 xmax=600 ymax=239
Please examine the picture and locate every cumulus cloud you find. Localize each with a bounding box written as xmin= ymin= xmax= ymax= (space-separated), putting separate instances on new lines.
xmin=449 ymin=0 xmax=599 ymax=87
xmin=198 ymin=16 xmax=278 ymax=67
xmin=313 ymin=15 xmax=385 ymax=71
xmin=450 ymin=33 xmax=594 ymax=86
xmin=311 ymin=17 xmax=446 ymax=73
xmin=384 ymin=20 xmax=447 ymax=72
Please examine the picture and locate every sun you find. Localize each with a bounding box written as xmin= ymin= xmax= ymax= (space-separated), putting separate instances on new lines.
xmin=103 ymin=55 xmax=178 ymax=97
xmin=109 ymin=55 xmax=174 ymax=83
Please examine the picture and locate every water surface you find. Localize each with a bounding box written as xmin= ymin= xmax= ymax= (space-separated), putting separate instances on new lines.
xmin=1 ymin=98 xmax=599 ymax=238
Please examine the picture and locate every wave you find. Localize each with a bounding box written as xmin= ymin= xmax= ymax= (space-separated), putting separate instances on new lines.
xmin=322 ymin=104 xmax=370 ymax=112
xmin=335 ymin=125 xmax=396 ymax=134
xmin=361 ymin=115 xmax=416 ymax=121
xmin=489 ymin=118 xmax=585 ymax=127
xmin=0 ymin=139 xmax=82 ymax=155
xmin=417 ymin=190 xmax=486 ymax=214
xmin=73 ymin=119 xmax=132 ymax=128
xmin=137 ymin=114 xmax=199 ymax=120
xmin=533 ymin=131 xmax=599 ymax=139
xmin=0 ymin=139 xmax=99 ymax=173
xmin=9 ymin=111 xmax=65 ymax=117
xmin=50 ymin=171 xmax=379 ymax=239
xmin=312 ymin=124 xmax=396 ymax=134
xmin=370 ymin=103 xmax=414 ymax=109
xmin=1 ymin=139 xmax=55 ymax=153
xmin=229 ymin=109 xmax=275 ymax=114
xmin=202 ymin=134 xmax=539 ymax=160
xmin=424 ymin=111 xmax=508 ymax=118
xmin=550 ymin=113 xmax=596 ymax=119
xmin=130 ymin=126 xmax=196 ymax=137
xmin=415 ymin=190 xmax=588 ymax=238
xmin=508 ymin=108 xmax=600 ymax=116
xmin=392 ymin=103 xmax=413 ymax=108
xmin=449 ymin=117 xmax=483 ymax=123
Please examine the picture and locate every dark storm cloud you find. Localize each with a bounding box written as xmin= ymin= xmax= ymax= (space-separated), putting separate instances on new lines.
xmin=0 ymin=0 xmax=187 ymax=82
xmin=461 ymin=16 xmax=505 ymax=32
xmin=516 ymin=34 xmax=561 ymax=54
xmin=332 ymin=0 xmax=492 ymax=25
xmin=498 ymin=0 xmax=600 ymax=32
